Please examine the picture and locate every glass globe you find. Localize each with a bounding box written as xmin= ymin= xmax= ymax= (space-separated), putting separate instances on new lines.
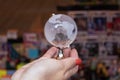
xmin=44 ymin=14 xmax=77 ymax=49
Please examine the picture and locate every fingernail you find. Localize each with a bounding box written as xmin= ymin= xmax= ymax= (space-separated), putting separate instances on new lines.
xmin=75 ymin=59 xmax=82 ymax=65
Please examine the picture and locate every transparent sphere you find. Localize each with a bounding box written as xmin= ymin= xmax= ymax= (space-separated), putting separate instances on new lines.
xmin=44 ymin=14 xmax=77 ymax=49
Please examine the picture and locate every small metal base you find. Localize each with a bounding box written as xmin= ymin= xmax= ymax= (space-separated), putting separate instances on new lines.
xmin=57 ymin=49 xmax=64 ymax=59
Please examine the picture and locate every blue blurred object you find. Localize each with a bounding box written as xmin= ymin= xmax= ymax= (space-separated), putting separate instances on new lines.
xmin=7 ymin=70 xmax=15 ymax=76
xmin=28 ymin=48 xmax=39 ymax=59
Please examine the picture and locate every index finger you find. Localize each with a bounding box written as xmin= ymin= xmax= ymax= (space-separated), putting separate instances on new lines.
xmin=43 ymin=47 xmax=58 ymax=58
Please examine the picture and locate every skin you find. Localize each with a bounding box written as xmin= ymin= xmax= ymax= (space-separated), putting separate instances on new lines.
xmin=11 ymin=47 xmax=80 ymax=80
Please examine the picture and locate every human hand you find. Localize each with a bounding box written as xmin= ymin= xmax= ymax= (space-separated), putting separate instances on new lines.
xmin=11 ymin=47 xmax=82 ymax=80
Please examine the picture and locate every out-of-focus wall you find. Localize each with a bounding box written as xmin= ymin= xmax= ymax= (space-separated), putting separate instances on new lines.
xmin=0 ymin=0 xmax=76 ymax=35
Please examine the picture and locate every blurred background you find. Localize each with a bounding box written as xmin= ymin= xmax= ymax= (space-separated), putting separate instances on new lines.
xmin=0 ymin=0 xmax=120 ymax=80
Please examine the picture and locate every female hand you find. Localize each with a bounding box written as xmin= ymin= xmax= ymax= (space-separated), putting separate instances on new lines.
xmin=11 ymin=47 xmax=81 ymax=80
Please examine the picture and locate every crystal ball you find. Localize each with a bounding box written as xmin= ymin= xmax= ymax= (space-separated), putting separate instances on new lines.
xmin=44 ymin=14 xmax=77 ymax=49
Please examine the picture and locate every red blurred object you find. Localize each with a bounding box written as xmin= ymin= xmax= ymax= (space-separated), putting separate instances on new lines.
xmin=113 ymin=18 xmax=120 ymax=30
xmin=107 ymin=22 xmax=113 ymax=29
